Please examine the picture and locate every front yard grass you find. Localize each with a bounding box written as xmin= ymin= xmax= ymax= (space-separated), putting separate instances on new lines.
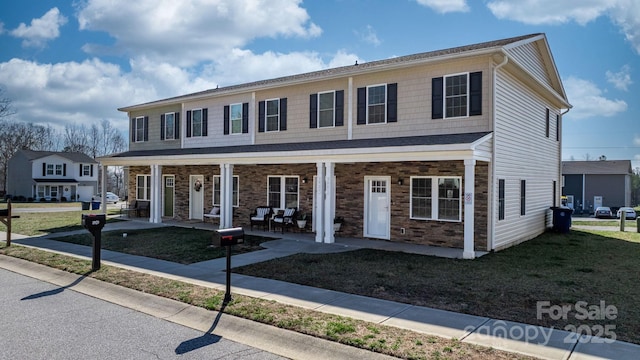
xmin=51 ymin=227 xmax=274 ymax=264
xmin=234 ymin=229 xmax=640 ymax=345
xmin=0 ymin=244 xmax=533 ymax=360
xmin=0 ymin=209 xmax=122 ymax=236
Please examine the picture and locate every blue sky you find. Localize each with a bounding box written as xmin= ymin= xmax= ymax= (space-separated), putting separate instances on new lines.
xmin=0 ymin=0 xmax=638 ymax=168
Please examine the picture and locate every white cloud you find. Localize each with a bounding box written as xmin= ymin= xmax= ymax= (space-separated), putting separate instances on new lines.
xmin=10 ymin=7 xmax=67 ymax=48
xmin=634 ymin=134 xmax=640 ymax=146
xmin=356 ymin=25 xmax=381 ymax=47
xmin=76 ymin=0 xmax=322 ymax=67
xmin=606 ymin=65 xmax=633 ymax=91
xmin=486 ymin=0 xmax=640 ymax=55
xmin=0 ymin=47 xmax=357 ymax=135
xmin=608 ymin=0 xmax=640 ymax=54
xmin=563 ymin=76 xmax=627 ymax=120
xmin=415 ymin=0 xmax=470 ymax=13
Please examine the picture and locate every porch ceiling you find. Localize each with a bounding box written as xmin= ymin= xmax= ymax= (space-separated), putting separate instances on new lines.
xmin=99 ymin=132 xmax=493 ymax=166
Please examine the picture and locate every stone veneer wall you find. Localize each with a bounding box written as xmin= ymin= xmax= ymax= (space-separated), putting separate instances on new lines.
xmin=128 ymin=160 xmax=488 ymax=251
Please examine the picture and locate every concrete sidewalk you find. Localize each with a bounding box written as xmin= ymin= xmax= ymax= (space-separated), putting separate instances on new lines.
xmin=2 ymin=220 xmax=639 ymax=360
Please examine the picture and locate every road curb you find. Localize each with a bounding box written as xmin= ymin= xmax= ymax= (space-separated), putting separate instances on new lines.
xmin=0 ymin=255 xmax=395 ymax=360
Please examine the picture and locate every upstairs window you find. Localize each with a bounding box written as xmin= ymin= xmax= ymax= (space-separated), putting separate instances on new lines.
xmin=310 ymin=90 xmax=344 ymax=128
xmin=55 ymin=164 xmax=63 ymax=175
xmin=224 ymin=103 xmax=249 ymax=135
xmin=432 ymin=72 xmax=482 ymax=119
xmin=186 ymin=109 xmax=208 ymax=137
xmin=258 ymin=98 xmax=287 ymax=132
xmin=46 ymin=164 xmax=54 ymax=175
xmin=82 ymin=164 xmax=92 ymax=176
xmin=266 ymin=99 xmax=280 ymax=131
xmin=132 ymin=116 xmax=148 ymax=142
xmin=445 ymin=74 xmax=468 ymax=118
xmin=161 ymin=112 xmax=180 ymax=140
xmin=356 ymin=83 xmax=397 ymax=125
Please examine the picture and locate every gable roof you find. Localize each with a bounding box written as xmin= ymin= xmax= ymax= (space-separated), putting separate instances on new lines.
xmin=562 ymin=160 xmax=632 ymax=175
xmin=17 ymin=149 xmax=97 ymax=164
xmin=119 ymin=33 xmax=566 ymax=112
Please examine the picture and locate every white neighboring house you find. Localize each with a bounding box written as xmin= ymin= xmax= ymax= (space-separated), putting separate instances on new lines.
xmin=7 ymin=149 xmax=99 ymax=202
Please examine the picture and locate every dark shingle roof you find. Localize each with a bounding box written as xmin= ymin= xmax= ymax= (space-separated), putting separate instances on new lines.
xmin=562 ymin=160 xmax=632 ymax=175
xmin=19 ymin=149 xmax=97 ymax=163
xmin=107 ymin=132 xmax=491 ymax=159
xmin=120 ymin=34 xmax=542 ymax=110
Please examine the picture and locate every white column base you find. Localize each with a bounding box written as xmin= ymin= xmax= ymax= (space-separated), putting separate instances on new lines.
xmin=463 ymin=250 xmax=475 ymax=259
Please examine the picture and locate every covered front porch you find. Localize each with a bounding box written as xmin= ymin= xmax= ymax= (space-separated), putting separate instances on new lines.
xmin=98 ymin=132 xmax=493 ymax=259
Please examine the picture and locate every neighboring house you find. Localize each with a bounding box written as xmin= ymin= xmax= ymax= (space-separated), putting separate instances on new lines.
xmin=562 ymin=160 xmax=632 ymax=214
xmin=7 ymin=149 xmax=99 ymax=202
xmin=99 ymin=33 xmax=571 ymax=258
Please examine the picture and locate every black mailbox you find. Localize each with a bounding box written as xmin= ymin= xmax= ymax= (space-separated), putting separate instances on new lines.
xmin=81 ymin=214 xmax=106 ymax=271
xmin=214 ymin=227 xmax=244 ymax=247
xmin=82 ymin=214 xmax=106 ymax=235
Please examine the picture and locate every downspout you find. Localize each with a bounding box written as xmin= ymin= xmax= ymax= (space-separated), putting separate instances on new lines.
xmin=559 ymin=108 xmax=570 ymax=209
xmin=490 ymin=53 xmax=508 ymax=251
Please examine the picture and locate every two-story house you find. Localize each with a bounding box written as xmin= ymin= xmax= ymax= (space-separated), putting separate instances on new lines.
xmin=99 ymin=33 xmax=571 ymax=258
xmin=7 ymin=149 xmax=99 ymax=202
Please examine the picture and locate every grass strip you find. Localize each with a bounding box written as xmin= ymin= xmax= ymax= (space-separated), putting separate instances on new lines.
xmin=0 ymin=244 xmax=536 ymax=360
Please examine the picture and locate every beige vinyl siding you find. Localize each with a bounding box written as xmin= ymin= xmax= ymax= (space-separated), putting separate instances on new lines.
xmin=505 ymin=42 xmax=554 ymax=91
xmin=254 ymin=78 xmax=349 ymax=145
xmin=493 ymin=68 xmax=560 ymax=250
xmin=183 ymin=95 xmax=254 ymax=148
xmin=350 ymin=57 xmax=492 ymax=140
xmin=129 ymin=105 xmax=182 ymax=151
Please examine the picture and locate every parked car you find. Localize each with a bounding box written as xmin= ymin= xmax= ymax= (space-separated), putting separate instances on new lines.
xmin=95 ymin=192 xmax=120 ymax=204
xmin=594 ymin=207 xmax=613 ymax=219
xmin=616 ymin=207 xmax=637 ymax=220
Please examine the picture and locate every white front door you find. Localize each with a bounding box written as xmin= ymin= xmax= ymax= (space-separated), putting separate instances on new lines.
xmin=190 ymin=175 xmax=204 ymax=220
xmin=364 ymin=176 xmax=390 ymax=239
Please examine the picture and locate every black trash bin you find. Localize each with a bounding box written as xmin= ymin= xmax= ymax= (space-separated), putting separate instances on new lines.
xmin=81 ymin=201 xmax=90 ymax=210
xmin=551 ymin=207 xmax=573 ymax=233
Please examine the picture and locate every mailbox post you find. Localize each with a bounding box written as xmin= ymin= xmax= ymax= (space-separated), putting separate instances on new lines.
xmin=214 ymin=227 xmax=244 ymax=304
xmin=81 ymin=214 xmax=106 ymax=271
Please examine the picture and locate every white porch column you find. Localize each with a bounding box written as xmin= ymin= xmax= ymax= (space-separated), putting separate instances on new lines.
xmin=463 ymin=159 xmax=476 ymax=259
xmin=223 ymin=163 xmax=234 ymax=228
xmin=323 ymin=162 xmax=335 ymax=244
xmin=100 ymin=165 xmax=107 ymax=214
xmin=149 ymin=164 xmax=162 ymax=224
xmin=314 ymin=162 xmax=325 ymax=243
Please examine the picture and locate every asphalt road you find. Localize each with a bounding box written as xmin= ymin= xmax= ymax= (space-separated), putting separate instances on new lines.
xmin=0 ymin=268 xmax=286 ymax=360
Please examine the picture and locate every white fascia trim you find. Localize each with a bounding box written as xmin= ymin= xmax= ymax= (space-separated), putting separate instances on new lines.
xmin=98 ymin=143 xmax=492 ymax=167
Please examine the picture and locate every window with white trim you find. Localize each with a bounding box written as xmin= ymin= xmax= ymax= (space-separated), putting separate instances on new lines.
xmin=191 ymin=109 xmax=203 ymax=137
xmin=410 ymin=176 xmax=461 ymax=221
xmin=213 ymin=175 xmax=239 ymax=206
xmin=445 ymin=73 xmax=468 ymax=118
xmin=46 ymin=164 xmax=54 ymax=175
xmin=55 ymin=164 xmax=63 ymax=175
xmin=136 ymin=175 xmax=151 ymax=200
xmin=230 ymin=103 xmax=243 ymax=134
xmin=318 ymin=91 xmax=335 ymax=127
xmin=266 ymin=99 xmax=280 ymax=132
xmin=267 ymin=176 xmax=299 ymax=209
xmin=367 ymin=85 xmax=386 ymax=124
xmin=164 ymin=112 xmax=175 ymax=140
xmin=135 ymin=116 xmax=146 ymax=142
xmin=83 ymin=165 xmax=91 ymax=176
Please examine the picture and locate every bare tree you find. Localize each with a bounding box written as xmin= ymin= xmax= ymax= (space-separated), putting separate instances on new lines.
xmin=0 ymin=87 xmax=15 ymax=120
xmin=0 ymin=120 xmax=58 ymax=192
xmin=63 ymin=123 xmax=90 ymax=153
